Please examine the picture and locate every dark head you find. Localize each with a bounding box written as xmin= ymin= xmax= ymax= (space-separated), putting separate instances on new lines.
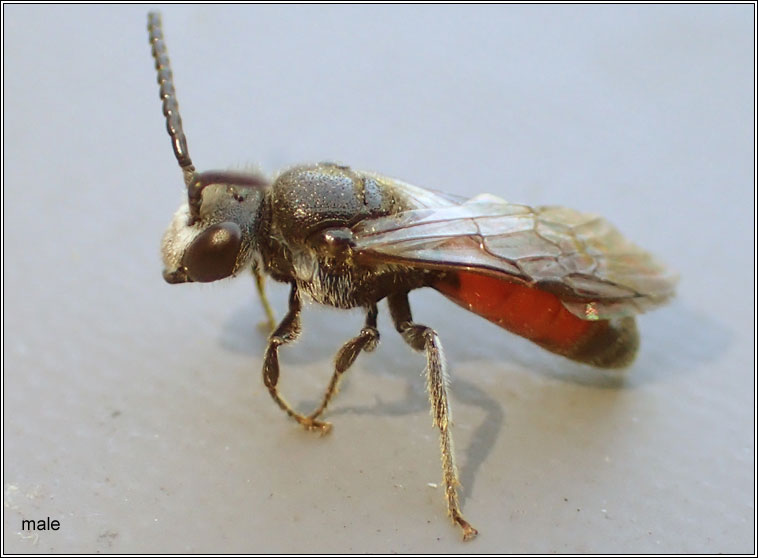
xmin=160 ymin=173 xmax=267 ymax=284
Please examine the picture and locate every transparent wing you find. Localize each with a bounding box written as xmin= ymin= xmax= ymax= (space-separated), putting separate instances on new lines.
xmin=363 ymin=171 xmax=466 ymax=208
xmin=352 ymin=194 xmax=677 ymax=320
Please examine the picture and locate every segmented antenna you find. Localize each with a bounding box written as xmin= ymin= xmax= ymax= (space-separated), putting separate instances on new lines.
xmin=148 ymin=13 xmax=268 ymax=225
xmin=148 ymin=12 xmax=196 ymax=187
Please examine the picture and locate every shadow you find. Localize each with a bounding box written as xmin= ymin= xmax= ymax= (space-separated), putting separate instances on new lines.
xmin=219 ymin=284 xmax=371 ymax=365
xmin=447 ymin=377 xmax=505 ymax=502
xmin=216 ymin=285 xmax=726 ymax=509
xmin=309 ymin=358 xmax=504 ymax=504
xmin=433 ymin=297 xmax=731 ymax=391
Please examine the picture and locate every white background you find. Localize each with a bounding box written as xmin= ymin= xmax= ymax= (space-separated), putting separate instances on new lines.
xmin=3 ymin=4 xmax=754 ymax=553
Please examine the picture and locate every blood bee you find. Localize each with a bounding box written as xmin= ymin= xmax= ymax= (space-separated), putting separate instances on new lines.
xmin=148 ymin=13 xmax=676 ymax=541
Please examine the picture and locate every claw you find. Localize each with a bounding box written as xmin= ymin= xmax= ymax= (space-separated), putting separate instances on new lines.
xmin=453 ymin=514 xmax=478 ymax=541
xmin=462 ymin=525 xmax=479 ymax=541
xmin=300 ymin=418 xmax=333 ymax=435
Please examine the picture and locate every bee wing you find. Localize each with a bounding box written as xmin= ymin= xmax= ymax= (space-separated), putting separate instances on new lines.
xmin=352 ymin=194 xmax=677 ymax=320
xmin=363 ymin=171 xmax=466 ymax=208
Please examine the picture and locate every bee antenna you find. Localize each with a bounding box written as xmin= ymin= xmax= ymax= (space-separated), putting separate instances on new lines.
xmin=148 ymin=12 xmax=196 ymax=187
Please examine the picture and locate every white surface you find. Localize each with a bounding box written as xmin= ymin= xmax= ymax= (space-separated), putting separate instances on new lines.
xmin=3 ymin=4 xmax=754 ymax=553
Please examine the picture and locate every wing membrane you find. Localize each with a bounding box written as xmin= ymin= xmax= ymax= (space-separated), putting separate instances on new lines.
xmin=352 ymin=194 xmax=677 ymax=320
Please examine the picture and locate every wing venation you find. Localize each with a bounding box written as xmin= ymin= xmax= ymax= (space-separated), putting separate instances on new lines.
xmin=352 ymin=194 xmax=677 ymax=319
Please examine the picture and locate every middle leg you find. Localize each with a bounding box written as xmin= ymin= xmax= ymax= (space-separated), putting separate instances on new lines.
xmin=308 ymin=304 xmax=380 ymax=421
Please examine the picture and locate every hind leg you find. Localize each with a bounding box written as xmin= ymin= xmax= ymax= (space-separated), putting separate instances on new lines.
xmin=388 ymin=292 xmax=478 ymax=541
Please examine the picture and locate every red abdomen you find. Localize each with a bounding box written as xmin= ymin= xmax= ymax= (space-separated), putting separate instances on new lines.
xmin=433 ymin=271 xmax=638 ymax=368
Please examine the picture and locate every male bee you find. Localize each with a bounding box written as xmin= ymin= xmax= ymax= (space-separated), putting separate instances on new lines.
xmin=148 ymin=13 xmax=676 ymax=541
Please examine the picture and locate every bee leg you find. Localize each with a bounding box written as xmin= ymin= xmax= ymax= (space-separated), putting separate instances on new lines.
xmin=253 ymin=262 xmax=276 ymax=333
xmin=262 ymin=284 xmax=331 ymax=434
xmin=388 ymin=292 xmax=479 ymax=541
xmin=308 ymin=304 xmax=380 ymax=420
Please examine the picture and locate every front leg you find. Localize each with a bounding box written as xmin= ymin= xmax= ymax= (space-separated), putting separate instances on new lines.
xmin=253 ymin=262 xmax=276 ymax=333
xmin=262 ymin=283 xmax=331 ymax=434
xmin=388 ymin=292 xmax=478 ymax=541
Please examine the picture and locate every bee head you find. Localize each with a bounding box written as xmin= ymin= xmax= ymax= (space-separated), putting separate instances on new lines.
xmin=161 ymin=172 xmax=268 ymax=284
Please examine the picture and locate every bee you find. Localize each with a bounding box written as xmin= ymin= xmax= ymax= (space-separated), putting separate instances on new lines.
xmin=148 ymin=12 xmax=676 ymax=541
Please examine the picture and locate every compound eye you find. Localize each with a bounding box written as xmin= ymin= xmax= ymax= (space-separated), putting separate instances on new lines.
xmin=183 ymin=222 xmax=242 ymax=282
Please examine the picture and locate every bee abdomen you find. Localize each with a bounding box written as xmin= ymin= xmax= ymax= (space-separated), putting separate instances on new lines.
xmin=434 ymin=270 xmax=640 ymax=369
xmin=559 ymin=317 xmax=639 ymax=369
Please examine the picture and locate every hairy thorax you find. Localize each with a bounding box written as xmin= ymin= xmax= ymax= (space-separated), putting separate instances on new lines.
xmin=258 ymin=162 xmax=442 ymax=308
